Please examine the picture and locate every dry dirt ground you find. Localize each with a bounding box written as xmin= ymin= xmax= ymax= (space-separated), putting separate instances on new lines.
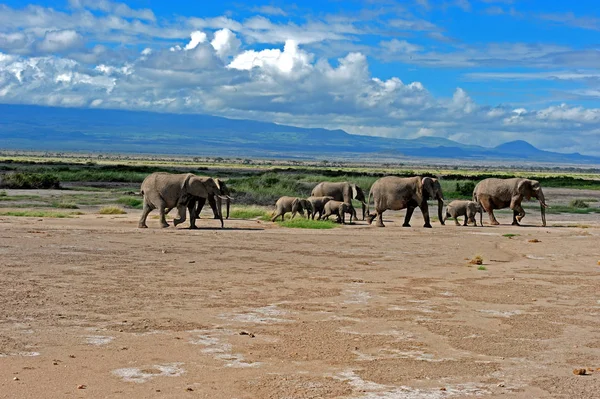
xmin=1 ymin=202 xmax=600 ymax=398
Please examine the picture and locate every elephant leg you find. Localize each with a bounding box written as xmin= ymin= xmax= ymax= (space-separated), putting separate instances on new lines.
xmin=453 ymin=216 xmax=460 ymax=226
xmin=158 ymin=203 xmax=170 ymax=228
xmin=291 ymin=211 xmax=297 ymax=219
xmin=194 ymin=197 xmax=206 ymax=219
xmin=366 ymin=212 xmax=375 ymax=225
xmin=173 ymin=204 xmax=188 ymax=227
xmin=187 ymin=202 xmax=198 ymax=229
xmin=138 ymin=200 xmax=153 ymax=228
xmin=207 ymin=196 xmax=219 ymax=219
xmin=376 ymin=211 xmax=385 ymax=227
xmin=403 ymin=207 xmax=415 ymax=227
xmin=462 ymin=216 xmax=468 ymax=226
xmin=341 ymin=212 xmax=345 ymax=224
xmin=271 ymin=211 xmax=281 ymax=222
xmin=420 ymin=203 xmax=432 ymax=228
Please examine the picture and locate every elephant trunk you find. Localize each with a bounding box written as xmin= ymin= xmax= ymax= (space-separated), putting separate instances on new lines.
xmin=215 ymin=195 xmax=224 ymax=228
xmin=437 ymin=198 xmax=445 ymax=225
xmin=540 ymin=202 xmax=546 ymax=227
xmin=361 ymin=201 xmax=366 ymax=220
xmin=536 ymin=189 xmax=547 ymax=227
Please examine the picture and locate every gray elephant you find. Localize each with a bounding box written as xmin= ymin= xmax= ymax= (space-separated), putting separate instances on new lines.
xmin=311 ymin=182 xmax=367 ymax=220
xmin=473 ymin=178 xmax=548 ymax=227
xmin=307 ymin=196 xmax=334 ymax=220
xmin=366 ymin=176 xmax=445 ymax=228
xmin=444 ymin=200 xmax=483 ymax=226
xmin=322 ymin=200 xmax=352 ymax=224
xmin=271 ymin=196 xmax=313 ymax=222
xmin=138 ymin=172 xmax=224 ymax=229
xmin=191 ymin=178 xmax=232 ymax=220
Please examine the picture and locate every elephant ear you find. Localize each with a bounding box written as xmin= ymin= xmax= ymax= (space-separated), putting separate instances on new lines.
xmin=421 ymin=177 xmax=434 ymax=199
xmin=517 ymin=179 xmax=532 ymax=200
xmin=351 ymin=184 xmax=358 ymax=199
xmin=178 ymin=173 xmax=194 ymax=204
xmin=292 ymin=197 xmax=300 ymax=210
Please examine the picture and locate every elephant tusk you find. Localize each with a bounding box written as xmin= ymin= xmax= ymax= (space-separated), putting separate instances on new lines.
xmin=217 ymin=195 xmax=230 ymax=200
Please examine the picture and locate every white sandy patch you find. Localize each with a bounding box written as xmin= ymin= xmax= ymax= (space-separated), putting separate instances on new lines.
xmin=0 ymin=351 xmax=41 ymax=357
xmin=525 ymin=255 xmax=545 ymax=260
xmin=336 ymin=370 xmax=489 ymax=398
xmin=112 ymin=363 xmax=185 ymax=383
xmin=85 ymin=335 xmax=114 ymax=346
xmin=220 ymin=305 xmax=290 ymax=324
xmin=478 ymin=309 xmax=523 ymax=318
xmin=189 ymin=330 xmax=261 ymax=368
xmin=344 ymin=283 xmax=373 ymax=304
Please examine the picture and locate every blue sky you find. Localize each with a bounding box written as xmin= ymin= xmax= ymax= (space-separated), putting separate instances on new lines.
xmin=1 ymin=0 xmax=600 ymax=155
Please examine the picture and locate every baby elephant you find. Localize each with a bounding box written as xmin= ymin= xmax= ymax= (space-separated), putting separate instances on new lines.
xmin=322 ymin=200 xmax=353 ymax=224
xmin=271 ymin=196 xmax=313 ymax=222
xmin=307 ymin=196 xmax=334 ymax=220
xmin=444 ymin=200 xmax=484 ymax=226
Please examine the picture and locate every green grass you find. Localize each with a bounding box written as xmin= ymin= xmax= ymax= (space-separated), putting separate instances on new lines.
xmin=0 ymin=210 xmax=76 ymax=218
xmin=98 ymin=206 xmax=127 ymax=215
xmin=570 ymin=199 xmax=589 ymax=208
xmin=51 ymin=202 xmax=79 ymax=209
xmin=502 ymin=233 xmax=520 ymax=238
xmin=117 ymin=196 xmax=143 ymax=208
xmin=276 ymin=218 xmax=339 ymax=229
xmin=545 ymin=205 xmax=600 ymax=214
xmin=477 ymin=265 xmax=487 ymax=271
xmin=228 ymin=206 xmax=270 ymax=219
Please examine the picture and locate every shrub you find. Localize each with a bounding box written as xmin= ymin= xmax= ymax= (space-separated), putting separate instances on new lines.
xmin=98 ymin=206 xmax=126 ymax=215
xmin=456 ymin=181 xmax=476 ymax=197
xmin=0 ymin=210 xmax=74 ymax=218
xmin=569 ymin=199 xmax=589 ymax=208
xmin=51 ymin=202 xmax=79 ymax=209
xmin=0 ymin=172 xmax=60 ymax=189
xmin=117 ymin=196 xmax=143 ymax=208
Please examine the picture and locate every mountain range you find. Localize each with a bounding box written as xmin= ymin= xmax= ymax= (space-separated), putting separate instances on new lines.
xmin=0 ymin=103 xmax=598 ymax=165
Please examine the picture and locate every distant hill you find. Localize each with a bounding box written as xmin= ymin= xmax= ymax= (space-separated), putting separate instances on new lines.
xmin=0 ymin=103 xmax=598 ymax=165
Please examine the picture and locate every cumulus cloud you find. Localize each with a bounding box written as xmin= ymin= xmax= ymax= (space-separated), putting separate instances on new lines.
xmin=37 ymin=30 xmax=84 ymax=53
xmin=211 ymin=29 xmax=241 ymax=60
xmin=184 ymin=31 xmax=208 ymax=51
xmin=69 ymin=0 xmax=155 ymax=21
xmin=228 ymin=40 xmax=312 ymax=76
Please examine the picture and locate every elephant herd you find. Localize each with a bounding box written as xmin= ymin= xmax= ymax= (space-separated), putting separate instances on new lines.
xmin=138 ymin=172 xmax=549 ymax=229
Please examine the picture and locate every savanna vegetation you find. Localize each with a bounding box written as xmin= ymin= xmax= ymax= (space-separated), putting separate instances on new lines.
xmin=0 ymin=155 xmax=599 ymax=218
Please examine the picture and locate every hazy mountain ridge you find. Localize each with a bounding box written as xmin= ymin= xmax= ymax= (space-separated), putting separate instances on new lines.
xmin=0 ymin=104 xmax=598 ymax=164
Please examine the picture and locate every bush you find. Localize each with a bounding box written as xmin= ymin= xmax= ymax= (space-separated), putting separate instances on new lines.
xmin=569 ymin=199 xmax=589 ymax=208
xmin=0 ymin=172 xmax=60 ymax=189
xmin=98 ymin=206 xmax=126 ymax=215
xmin=456 ymin=181 xmax=476 ymax=197
xmin=117 ymin=196 xmax=143 ymax=208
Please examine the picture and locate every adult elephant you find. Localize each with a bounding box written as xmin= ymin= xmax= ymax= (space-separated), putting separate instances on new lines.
xmin=473 ymin=178 xmax=548 ymax=227
xmin=366 ymin=176 xmax=445 ymax=228
xmin=191 ymin=178 xmax=232 ymax=220
xmin=310 ymin=181 xmax=367 ymax=220
xmin=138 ymin=172 xmax=225 ymax=229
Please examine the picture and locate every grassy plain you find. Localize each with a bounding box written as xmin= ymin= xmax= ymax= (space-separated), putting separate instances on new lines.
xmin=0 ymin=155 xmax=599 ymax=218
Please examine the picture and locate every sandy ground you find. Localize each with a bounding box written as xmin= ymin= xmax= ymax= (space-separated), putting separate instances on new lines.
xmin=1 ymin=204 xmax=600 ymax=398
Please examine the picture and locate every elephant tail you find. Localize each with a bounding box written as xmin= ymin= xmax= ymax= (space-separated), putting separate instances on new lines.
xmin=366 ymin=188 xmax=373 ymax=216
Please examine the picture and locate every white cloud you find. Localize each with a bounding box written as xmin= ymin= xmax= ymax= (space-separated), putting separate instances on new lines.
xmin=228 ymin=40 xmax=312 ymax=76
xmin=0 ymin=2 xmax=600 ymax=156
xmin=210 ymin=29 xmax=241 ymax=60
xmin=184 ymin=31 xmax=207 ymax=51
xmin=251 ymin=6 xmax=287 ymax=16
xmin=69 ymin=0 xmax=155 ymax=21
xmin=37 ymin=30 xmax=84 ymax=53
